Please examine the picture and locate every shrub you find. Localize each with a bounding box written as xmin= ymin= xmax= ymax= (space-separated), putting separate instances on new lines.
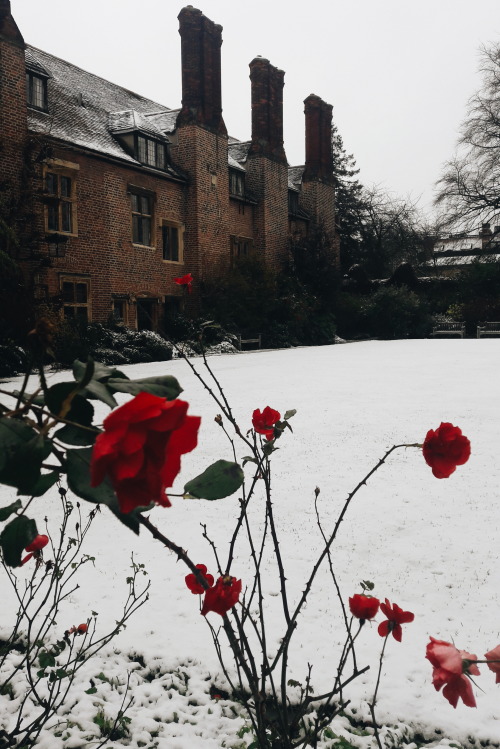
xmin=0 ymin=342 xmax=27 ymax=378
xmin=361 ymin=285 xmax=432 ymax=339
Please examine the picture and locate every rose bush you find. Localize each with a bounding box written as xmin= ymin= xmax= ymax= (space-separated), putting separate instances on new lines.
xmin=91 ymin=392 xmax=200 ymax=513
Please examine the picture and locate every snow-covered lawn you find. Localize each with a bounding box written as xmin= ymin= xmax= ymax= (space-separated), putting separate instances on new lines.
xmin=1 ymin=340 xmax=500 ymax=748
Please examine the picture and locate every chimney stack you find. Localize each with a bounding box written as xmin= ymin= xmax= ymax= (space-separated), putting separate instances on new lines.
xmin=177 ymin=6 xmax=226 ymax=134
xmin=303 ymin=94 xmax=333 ymax=182
xmin=248 ymin=57 xmax=286 ymax=164
xmin=0 ymin=0 xmax=24 ymax=45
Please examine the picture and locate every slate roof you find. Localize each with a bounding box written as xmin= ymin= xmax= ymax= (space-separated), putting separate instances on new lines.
xmin=288 ymin=165 xmax=304 ymax=190
xmin=25 ymin=45 xmax=183 ymax=180
xmin=228 ymin=140 xmax=250 ymax=167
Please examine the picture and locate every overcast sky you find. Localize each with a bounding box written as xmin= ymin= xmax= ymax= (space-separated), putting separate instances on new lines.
xmin=12 ymin=0 xmax=500 ymax=218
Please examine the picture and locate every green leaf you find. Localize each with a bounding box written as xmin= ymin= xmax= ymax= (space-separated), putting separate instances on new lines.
xmin=0 ymin=499 xmax=22 ymax=522
xmin=262 ymin=439 xmax=277 ymax=457
xmin=85 ymin=686 xmax=97 ymax=694
xmin=108 ymin=375 xmax=182 ymax=400
xmin=46 ymin=383 xmax=94 ymax=426
xmin=242 ymin=456 xmax=258 ymax=467
xmin=29 ymin=470 xmax=60 ymax=497
xmin=0 ymin=515 xmax=38 ymax=567
xmin=184 ymin=460 xmax=244 ymax=501
xmin=73 ymin=357 xmax=95 ymax=389
xmin=73 ymin=359 xmax=128 ymax=383
xmin=39 ymin=651 xmax=56 ymax=669
xmin=284 ymin=409 xmax=297 ymax=420
xmin=0 ymin=433 xmax=52 ymax=495
xmin=66 ymin=448 xmax=145 ymax=534
xmin=0 ymin=418 xmax=39 ymax=473
xmin=54 ymin=424 xmax=99 ymax=446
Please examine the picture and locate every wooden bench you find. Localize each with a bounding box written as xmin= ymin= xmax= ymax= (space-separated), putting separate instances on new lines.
xmin=477 ymin=322 xmax=500 ymax=338
xmin=236 ymin=334 xmax=261 ymax=350
xmin=430 ymin=322 xmax=465 ymax=338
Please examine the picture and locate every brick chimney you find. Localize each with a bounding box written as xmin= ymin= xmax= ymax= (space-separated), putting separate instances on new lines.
xmin=303 ymin=94 xmax=333 ymax=182
xmin=248 ymin=57 xmax=286 ymax=164
xmin=176 ymin=6 xmax=226 ymax=134
xmin=480 ymin=222 xmax=493 ymax=249
xmin=0 ymin=0 xmax=24 ymax=45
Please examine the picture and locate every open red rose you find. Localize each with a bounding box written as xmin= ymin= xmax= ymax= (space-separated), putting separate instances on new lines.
xmin=349 ymin=594 xmax=380 ymax=621
xmin=252 ymin=407 xmax=281 ymax=441
xmin=201 ymin=575 xmax=242 ymax=617
xmin=426 ymin=637 xmax=479 ymax=708
xmin=377 ymin=598 xmax=414 ymax=642
xmin=91 ymin=392 xmax=201 ymax=514
xmin=174 ymin=273 xmax=193 ymax=293
xmin=485 ymin=645 xmax=500 ymax=684
xmin=185 ymin=564 xmax=215 ymax=595
xmin=423 ymin=422 xmax=471 ymax=479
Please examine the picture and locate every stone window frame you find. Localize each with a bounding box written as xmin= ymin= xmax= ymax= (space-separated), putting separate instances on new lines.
xmin=26 ymin=71 xmax=48 ymax=112
xmin=230 ymin=234 xmax=254 ymax=262
xmin=129 ymin=186 xmax=155 ymax=247
xmin=59 ymin=274 xmax=91 ymax=322
xmin=229 ymin=168 xmax=245 ymax=197
xmin=43 ymin=160 xmax=79 ymax=237
xmin=160 ymin=218 xmax=184 ymax=264
xmin=134 ymin=133 xmax=167 ymax=171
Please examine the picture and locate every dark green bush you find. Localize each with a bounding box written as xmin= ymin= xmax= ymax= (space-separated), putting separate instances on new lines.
xmin=0 ymin=343 xmax=27 ymax=378
xmin=360 ymin=285 xmax=432 ymax=339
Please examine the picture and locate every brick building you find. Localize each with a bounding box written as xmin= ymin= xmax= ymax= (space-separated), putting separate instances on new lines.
xmin=0 ymin=1 xmax=338 ymax=332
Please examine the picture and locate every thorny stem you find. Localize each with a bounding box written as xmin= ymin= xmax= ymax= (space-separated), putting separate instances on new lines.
xmin=267 ymin=443 xmax=421 ymax=675
xmin=369 ymin=635 xmax=390 ymax=749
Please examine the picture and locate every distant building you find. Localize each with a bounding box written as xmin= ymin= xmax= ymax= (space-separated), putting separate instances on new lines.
xmin=0 ymin=1 xmax=338 ymax=331
xmin=427 ymin=223 xmax=500 ymax=277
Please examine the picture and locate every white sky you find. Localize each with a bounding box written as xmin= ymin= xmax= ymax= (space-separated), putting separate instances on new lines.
xmin=12 ymin=0 xmax=500 ymax=217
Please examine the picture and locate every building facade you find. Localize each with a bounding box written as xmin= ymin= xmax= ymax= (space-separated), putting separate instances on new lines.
xmin=0 ymin=1 xmax=338 ymax=332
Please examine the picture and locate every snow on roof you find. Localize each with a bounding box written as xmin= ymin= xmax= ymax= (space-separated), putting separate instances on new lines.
xmin=108 ymin=110 xmax=167 ymax=140
xmin=228 ymin=140 xmax=250 ymax=165
xmin=288 ymin=165 xmax=304 ymax=190
xmin=429 ymin=254 xmax=500 ymax=266
xmin=26 ymin=46 xmax=181 ymax=178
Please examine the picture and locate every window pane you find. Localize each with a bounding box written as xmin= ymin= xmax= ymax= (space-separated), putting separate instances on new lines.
xmin=142 ymin=217 xmax=151 ymax=246
xmin=46 ymin=173 xmax=57 ymax=195
xmin=163 ymin=226 xmax=170 ymax=260
xmin=138 ymin=136 xmax=146 ymax=163
xmin=140 ymin=196 xmax=150 ymax=215
xmin=31 ymin=76 xmax=46 ymax=108
xmin=47 ymin=204 xmax=59 ymax=231
xmin=63 ymin=306 xmax=75 ymax=319
xmin=61 ymin=202 xmax=72 ymax=232
xmin=62 ymin=282 xmax=74 ymax=302
xmin=60 ymin=176 xmax=71 ymax=197
xmin=75 ymin=283 xmax=87 ymax=303
xmin=132 ymin=215 xmax=141 ymax=243
xmin=147 ymin=140 xmax=155 ymax=166
xmin=75 ymin=307 xmax=88 ymax=321
xmin=171 ymin=228 xmax=179 ymax=261
xmin=131 ymin=194 xmax=139 ymax=213
xmin=156 ymin=144 xmax=165 ymax=169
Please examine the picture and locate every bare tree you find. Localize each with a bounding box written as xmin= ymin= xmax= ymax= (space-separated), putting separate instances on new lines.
xmin=436 ymin=43 xmax=500 ymax=231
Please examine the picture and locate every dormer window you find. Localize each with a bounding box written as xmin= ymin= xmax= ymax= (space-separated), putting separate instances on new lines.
xmin=26 ymin=71 xmax=48 ymax=111
xmin=136 ymin=135 xmax=166 ymax=170
xmin=288 ymin=190 xmax=300 ymax=215
xmin=229 ymin=169 xmax=245 ymax=197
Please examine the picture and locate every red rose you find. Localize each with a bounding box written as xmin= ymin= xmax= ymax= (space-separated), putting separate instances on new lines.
xmin=174 ymin=273 xmax=193 ymax=293
xmin=377 ymin=598 xmax=414 ymax=642
xmin=91 ymin=392 xmax=200 ymax=513
xmin=349 ymin=593 xmax=380 ymax=621
xmin=76 ymin=623 xmax=88 ymax=634
xmin=252 ymin=407 xmax=281 ymax=441
xmin=22 ymin=534 xmax=49 ymax=565
xmin=426 ymin=637 xmax=479 ymax=708
xmin=485 ymin=645 xmax=500 ymax=684
xmin=25 ymin=535 xmax=49 ymax=553
xmin=201 ymin=575 xmax=242 ymax=617
xmin=423 ymin=422 xmax=471 ymax=479
xmin=185 ymin=564 xmax=215 ymax=594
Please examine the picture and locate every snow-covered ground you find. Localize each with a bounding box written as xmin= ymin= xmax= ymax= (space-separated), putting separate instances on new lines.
xmin=1 ymin=340 xmax=500 ymax=748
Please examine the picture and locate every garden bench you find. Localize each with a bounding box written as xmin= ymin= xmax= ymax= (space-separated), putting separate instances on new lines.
xmin=430 ymin=322 xmax=465 ymax=338
xmin=477 ymin=322 xmax=500 ymax=338
xmin=236 ymin=334 xmax=262 ymax=350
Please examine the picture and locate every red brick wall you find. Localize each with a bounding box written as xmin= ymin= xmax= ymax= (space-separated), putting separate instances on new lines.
xmin=0 ymin=7 xmax=27 ymax=191
xmin=32 ymin=147 xmax=189 ymax=325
